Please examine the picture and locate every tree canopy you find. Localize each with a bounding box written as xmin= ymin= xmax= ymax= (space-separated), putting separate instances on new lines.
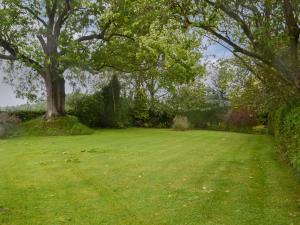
xmin=169 ymin=0 xmax=300 ymax=93
xmin=0 ymin=0 xmax=203 ymax=118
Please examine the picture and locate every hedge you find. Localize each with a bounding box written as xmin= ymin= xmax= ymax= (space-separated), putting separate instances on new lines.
xmin=269 ymin=106 xmax=300 ymax=174
xmin=0 ymin=110 xmax=46 ymax=122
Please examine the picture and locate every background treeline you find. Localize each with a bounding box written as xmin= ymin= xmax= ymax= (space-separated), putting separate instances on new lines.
xmin=1 ymin=69 xmax=264 ymax=133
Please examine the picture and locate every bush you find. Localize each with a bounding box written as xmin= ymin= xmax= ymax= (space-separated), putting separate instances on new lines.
xmin=148 ymin=103 xmax=174 ymax=128
xmin=101 ymin=75 xmax=129 ymax=128
xmin=186 ymin=108 xmax=227 ymax=129
xmin=0 ymin=112 xmax=21 ymax=126
xmin=115 ymin=98 xmax=131 ymax=128
xmin=172 ymin=115 xmax=190 ymax=131
xmin=12 ymin=110 xmax=45 ymax=121
xmin=0 ymin=110 xmax=45 ymax=122
xmin=0 ymin=112 xmax=21 ymax=138
xmin=269 ymin=106 xmax=300 ymax=174
xmin=67 ymin=92 xmax=104 ymax=127
xmin=132 ymin=88 xmax=149 ymax=127
xmin=68 ymin=76 xmax=130 ymax=128
xmin=225 ymin=107 xmax=257 ymax=132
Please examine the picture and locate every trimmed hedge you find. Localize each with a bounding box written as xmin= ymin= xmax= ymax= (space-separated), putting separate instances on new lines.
xmin=269 ymin=106 xmax=300 ymax=174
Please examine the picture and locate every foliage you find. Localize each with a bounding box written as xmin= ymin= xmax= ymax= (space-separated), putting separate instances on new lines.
xmin=8 ymin=116 xmax=93 ymax=137
xmin=0 ymin=112 xmax=20 ymax=137
xmin=227 ymin=61 xmax=298 ymax=116
xmin=0 ymin=112 xmax=21 ymax=125
xmin=67 ymin=93 xmax=104 ymax=128
xmin=134 ymin=20 xmax=204 ymax=86
xmin=101 ymin=75 xmax=124 ymax=128
xmin=172 ymin=115 xmax=190 ymax=131
xmin=170 ymin=0 xmax=300 ymax=93
xmin=225 ymin=107 xmax=257 ymax=132
xmin=269 ymin=106 xmax=300 ymax=174
xmin=165 ymin=82 xmax=206 ymax=114
xmin=132 ymin=88 xmax=149 ymax=127
xmin=0 ymin=0 xmax=203 ymax=116
xmin=67 ymin=78 xmax=130 ymax=128
xmin=148 ymin=102 xmax=174 ymax=128
xmin=8 ymin=110 xmax=45 ymax=122
xmin=186 ymin=108 xmax=226 ymax=129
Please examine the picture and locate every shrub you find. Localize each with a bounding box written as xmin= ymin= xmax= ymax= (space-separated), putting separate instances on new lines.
xmin=148 ymin=103 xmax=174 ymax=128
xmin=186 ymin=108 xmax=227 ymax=129
xmin=101 ymin=75 xmax=128 ymax=128
xmin=172 ymin=115 xmax=190 ymax=131
xmin=0 ymin=125 xmax=5 ymax=138
xmin=225 ymin=107 xmax=257 ymax=132
xmin=269 ymin=106 xmax=300 ymax=174
xmin=12 ymin=110 xmax=45 ymax=121
xmin=0 ymin=112 xmax=21 ymax=138
xmin=0 ymin=112 xmax=21 ymax=126
xmin=67 ymin=92 xmax=104 ymax=127
xmin=67 ymin=77 xmax=130 ymax=128
xmin=115 ymin=98 xmax=131 ymax=128
xmin=132 ymin=88 xmax=149 ymax=127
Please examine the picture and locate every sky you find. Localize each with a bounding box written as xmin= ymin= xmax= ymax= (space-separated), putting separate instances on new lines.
xmin=0 ymin=43 xmax=231 ymax=107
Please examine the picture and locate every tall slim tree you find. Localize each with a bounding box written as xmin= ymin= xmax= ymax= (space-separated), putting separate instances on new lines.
xmin=101 ymin=74 xmax=121 ymax=127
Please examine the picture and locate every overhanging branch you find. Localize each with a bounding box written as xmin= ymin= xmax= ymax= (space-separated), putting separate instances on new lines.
xmin=16 ymin=4 xmax=48 ymax=27
xmin=0 ymin=53 xmax=16 ymax=60
xmin=76 ymin=20 xmax=112 ymax=42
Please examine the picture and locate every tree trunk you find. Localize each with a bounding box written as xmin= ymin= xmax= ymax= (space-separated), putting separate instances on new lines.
xmin=44 ymin=74 xmax=66 ymax=118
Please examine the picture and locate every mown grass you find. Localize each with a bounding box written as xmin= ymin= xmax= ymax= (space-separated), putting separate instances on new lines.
xmin=0 ymin=129 xmax=299 ymax=225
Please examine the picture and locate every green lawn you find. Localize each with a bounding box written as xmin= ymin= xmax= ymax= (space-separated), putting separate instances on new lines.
xmin=0 ymin=129 xmax=299 ymax=225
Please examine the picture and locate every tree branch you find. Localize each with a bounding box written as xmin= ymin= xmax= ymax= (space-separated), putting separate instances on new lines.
xmin=283 ymin=0 xmax=300 ymax=40
xmin=0 ymin=53 xmax=16 ymax=60
xmin=45 ymin=0 xmax=56 ymax=31
xmin=37 ymin=35 xmax=47 ymax=54
xmin=0 ymin=39 xmax=17 ymax=57
xmin=197 ymin=23 xmax=270 ymax=65
xmin=204 ymin=0 xmax=256 ymax=44
xmin=105 ymin=33 xmax=135 ymax=42
xmin=54 ymin=0 xmax=71 ymax=36
xmin=16 ymin=4 xmax=47 ymax=27
xmin=19 ymin=54 xmax=44 ymax=73
xmin=76 ymin=20 xmax=112 ymax=42
xmin=0 ymin=39 xmax=44 ymax=73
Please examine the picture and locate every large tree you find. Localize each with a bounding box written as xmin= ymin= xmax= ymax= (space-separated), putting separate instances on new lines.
xmin=169 ymin=0 xmax=300 ymax=94
xmin=0 ymin=0 xmax=145 ymax=118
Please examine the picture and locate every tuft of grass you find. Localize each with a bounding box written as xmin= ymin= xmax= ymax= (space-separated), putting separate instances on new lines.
xmin=7 ymin=115 xmax=93 ymax=137
xmin=172 ymin=115 xmax=190 ymax=131
xmin=252 ymin=125 xmax=268 ymax=134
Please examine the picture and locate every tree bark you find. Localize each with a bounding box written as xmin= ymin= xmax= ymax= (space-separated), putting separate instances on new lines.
xmin=44 ymin=73 xmax=66 ymax=118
